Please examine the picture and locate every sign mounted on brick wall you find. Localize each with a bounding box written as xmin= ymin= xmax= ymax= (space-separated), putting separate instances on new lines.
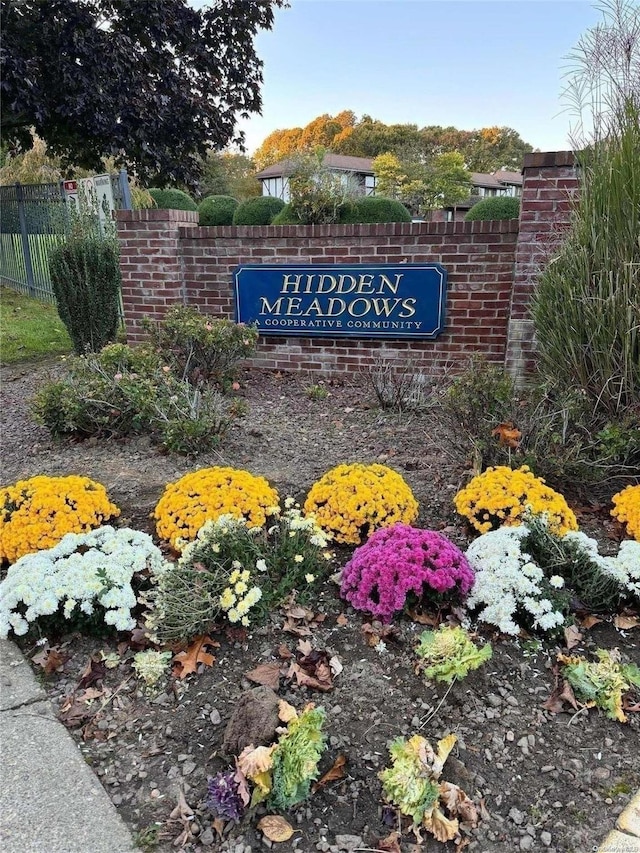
xmin=234 ymin=263 xmax=447 ymax=338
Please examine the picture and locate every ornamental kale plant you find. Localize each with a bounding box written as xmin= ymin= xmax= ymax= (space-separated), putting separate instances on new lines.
xmin=415 ymin=625 xmax=492 ymax=684
xmin=559 ymin=649 xmax=640 ymax=723
xmin=340 ymin=524 xmax=475 ymax=622
xmin=207 ymin=770 xmax=246 ymax=821
xmin=380 ymin=733 xmax=478 ymax=842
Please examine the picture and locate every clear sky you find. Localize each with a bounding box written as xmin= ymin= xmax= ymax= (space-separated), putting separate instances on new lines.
xmin=221 ymin=0 xmax=603 ymax=155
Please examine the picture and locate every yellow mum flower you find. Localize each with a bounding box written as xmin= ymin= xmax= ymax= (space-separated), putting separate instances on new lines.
xmin=304 ymin=463 xmax=418 ymax=546
xmin=453 ymin=466 xmax=577 ymax=535
xmin=0 ymin=475 xmax=120 ymax=563
xmin=611 ymin=485 xmax=640 ymax=541
xmin=153 ymin=467 xmax=279 ymax=550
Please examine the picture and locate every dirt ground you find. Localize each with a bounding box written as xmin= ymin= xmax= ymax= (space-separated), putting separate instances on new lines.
xmin=2 ymin=359 xmax=638 ymax=853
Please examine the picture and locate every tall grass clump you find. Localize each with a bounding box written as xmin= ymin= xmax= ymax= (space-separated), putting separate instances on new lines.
xmin=531 ymin=0 xmax=640 ymax=416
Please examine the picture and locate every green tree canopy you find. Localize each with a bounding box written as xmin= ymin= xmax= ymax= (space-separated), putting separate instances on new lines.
xmin=1 ymin=0 xmax=286 ymax=187
xmin=254 ymin=111 xmax=533 ymax=172
xmin=373 ymin=150 xmax=471 ymax=216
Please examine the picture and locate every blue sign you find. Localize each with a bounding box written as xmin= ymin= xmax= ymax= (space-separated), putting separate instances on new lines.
xmin=234 ymin=263 xmax=447 ymax=338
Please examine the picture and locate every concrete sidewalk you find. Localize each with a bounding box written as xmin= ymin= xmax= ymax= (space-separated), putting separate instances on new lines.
xmin=0 ymin=640 xmax=139 ymax=853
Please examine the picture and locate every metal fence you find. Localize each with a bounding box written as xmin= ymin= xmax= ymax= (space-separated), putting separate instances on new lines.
xmin=0 ymin=170 xmax=132 ymax=303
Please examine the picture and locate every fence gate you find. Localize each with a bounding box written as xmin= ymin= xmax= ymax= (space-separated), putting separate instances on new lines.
xmin=0 ymin=170 xmax=132 ymax=303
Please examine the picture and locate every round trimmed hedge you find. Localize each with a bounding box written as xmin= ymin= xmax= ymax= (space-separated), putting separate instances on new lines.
xmin=198 ymin=195 xmax=239 ymax=226
xmin=271 ymin=204 xmax=301 ymax=225
xmin=342 ymin=196 xmax=412 ymax=223
xmin=271 ymin=197 xmax=411 ymax=225
xmin=465 ymin=196 xmax=520 ymax=221
xmin=233 ymin=196 xmax=285 ymax=225
xmin=148 ymin=188 xmax=197 ymax=211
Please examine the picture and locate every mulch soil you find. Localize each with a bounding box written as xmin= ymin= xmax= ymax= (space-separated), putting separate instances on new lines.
xmin=1 ymin=359 xmax=638 ymax=853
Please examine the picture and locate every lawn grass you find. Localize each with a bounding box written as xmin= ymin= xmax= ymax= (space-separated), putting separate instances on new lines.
xmin=0 ymin=286 xmax=72 ymax=363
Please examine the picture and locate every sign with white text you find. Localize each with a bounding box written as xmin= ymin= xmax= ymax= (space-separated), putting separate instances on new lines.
xmin=234 ymin=263 xmax=447 ymax=338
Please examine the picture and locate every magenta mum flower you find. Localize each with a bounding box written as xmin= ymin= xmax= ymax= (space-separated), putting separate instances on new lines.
xmin=340 ymin=523 xmax=475 ymax=622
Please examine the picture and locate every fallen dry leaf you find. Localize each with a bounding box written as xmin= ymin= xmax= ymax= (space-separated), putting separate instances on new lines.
xmin=78 ymin=654 xmax=106 ymax=689
xmin=564 ymin=625 xmax=583 ymax=650
xmin=614 ymin=615 xmax=639 ymax=630
xmin=257 ymin=814 xmax=294 ymax=842
xmin=491 ymin=422 xmax=522 ymax=448
xmin=32 ymin=645 xmax=67 ymax=675
xmin=377 ymin=831 xmax=402 ymax=853
xmin=543 ymin=678 xmax=580 ymax=714
xmin=58 ymin=687 xmax=105 ymax=728
xmin=313 ymin=754 xmax=346 ymax=791
xmin=580 ymin=614 xmax=604 ymax=630
xmin=244 ymin=661 xmax=282 ymax=690
xmin=362 ymin=621 xmax=399 ymax=647
xmin=172 ymin=635 xmax=219 ymax=679
xmin=288 ymin=646 xmax=335 ymax=692
xmin=439 ymin=781 xmax=479 ymax=826
xmin=169 ymin=788 xmax=196 ymax=848
xmin=277 ymin=643 xmax=293 ymax=659
xmin=407 ymin=608 xmax=440 ymax=627
xmin=297 ymin=638 xmax=313 ymax=656
xmin=212 ymin=817 xmax=225 ymax=839
xmin=336 ymin=614 xmax=349 ymax=626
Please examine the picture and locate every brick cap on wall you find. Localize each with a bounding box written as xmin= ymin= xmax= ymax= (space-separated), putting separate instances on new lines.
xmin=116 ymin=209 xmax=199 ymax=223
xmin=523 ymin=151 xmax=575 ymax=169
xmin=180 ymin=218 xmax=520 ymax=239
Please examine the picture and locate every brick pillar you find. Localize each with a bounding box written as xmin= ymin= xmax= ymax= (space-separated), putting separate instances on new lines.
xmin=505 ymin=151 xmax=579 ymax=379
xmin=115 ymin=208 xmax=199 ymax=344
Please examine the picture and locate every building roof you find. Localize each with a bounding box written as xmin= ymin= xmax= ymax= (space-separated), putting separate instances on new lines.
xmin=470 ymin=172 xmax=504 ymax=189
xmin=256 ymin=153 xmax=374 ymax=179
xmin=470 ymin=170 xmax=523 ymax=189
xmin=492 ymin=169 xmax=523 ymax=185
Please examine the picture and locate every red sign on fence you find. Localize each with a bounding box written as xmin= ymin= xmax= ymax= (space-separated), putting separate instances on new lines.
xmin=63 ymin=180 xmax=77 ymax=192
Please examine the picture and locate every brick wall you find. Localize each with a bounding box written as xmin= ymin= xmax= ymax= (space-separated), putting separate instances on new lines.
xmin=115 ymin=152 xmax=579 ymax=378
xmin=179 ymin=219 xmax=517 ymax=373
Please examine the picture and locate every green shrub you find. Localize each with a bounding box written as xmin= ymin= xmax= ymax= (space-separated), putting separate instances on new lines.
xmin=433 ymin=356 xmax=638 ymax=496
xmin=287 ymin=152 xmax=360 ymax=224
xmin=49 ymin=234 xmax=121 ymax=354
xmin=147 ymin=188 xmax=197 ymax=211
xmin=198 ymin=194 xmax=238 ymax=226
xmin=342 ymin=196 xmax=412 ymax=223
xmin=465 ymin=196 xmax=520 ymax=221
xmin=271 ymin=203 xmax=301 ymax=225
xmin=232 ymin=196 xmax=285 ymax=225
xmin=142 ymin=306 xmax=258 ymax=389
xmin=33 ymin=343 xmax=235 ymax=454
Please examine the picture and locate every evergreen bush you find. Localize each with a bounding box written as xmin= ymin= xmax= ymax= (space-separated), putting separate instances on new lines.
xmin=198 ymin=195 xmax=238 ymax=226
xmin=271 ymin=203 xmax=301 ymax=224
xmin=232 ymin=196 xmax=285 ymax=225
xmin=49 ymin=234 xmax=121 ymax=354
xmin=147 ymin=188 xmax=197 ymax=211
xmin=464 ymin=196 xmax=520 ymax=221
xmin=342 ymin=196 xmax=412 ymax=223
